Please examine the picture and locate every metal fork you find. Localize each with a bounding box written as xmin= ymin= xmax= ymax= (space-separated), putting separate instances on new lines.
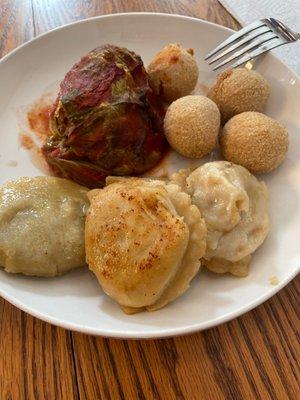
xmin=205 ymin=17 xmax=299 ymax=71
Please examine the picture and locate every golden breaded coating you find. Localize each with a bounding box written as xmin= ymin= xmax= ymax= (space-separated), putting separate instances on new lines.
xmin=220 ymin=112 xmax=289 ymax=174
xmin=207 ymin=68 xmax=270 ymax=123
xmin=147 ymin=43 xmax=199 ymax=102
xmin=164 ymin=95 xmax=220 ymax=158
xmin=85 ymin=177 xmax=207 ymax=313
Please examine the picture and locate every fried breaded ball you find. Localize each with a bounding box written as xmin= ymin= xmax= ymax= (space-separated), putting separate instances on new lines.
xmin=147 ymin=43 xmax=199 ymax=102
xmin=207 ymin=68 xmax=270 ymax=123
xmin=220 ymin=112 xmax=289 ymax=173
xmin=164 ymin=95 xmax=220 ymax=158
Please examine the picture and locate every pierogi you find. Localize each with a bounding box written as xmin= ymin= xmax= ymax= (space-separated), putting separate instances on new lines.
xmin=0 ymin=177 xmax=89 ymax=277
xmin=171 ymin=161 xmax=270 ymax=276
xmin=85 ymin=177 xmax=207 ymax=313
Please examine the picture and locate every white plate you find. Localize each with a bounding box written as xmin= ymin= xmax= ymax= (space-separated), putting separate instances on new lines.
xmin=0 ymin=13 xmax=299 ymax=338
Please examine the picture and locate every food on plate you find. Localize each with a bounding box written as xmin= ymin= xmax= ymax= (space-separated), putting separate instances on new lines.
xmin=147 ymin=43 xmax=199 ymax=102
xmin=85 ymin=177 xmax=207 ymax=313
xmin=171 ymin=161 xmax=270 ymax=276
xmin=220 ymin=112 xmax=289 ymax=174
xmin=203 ymin=255 xmax=252 ymax=277
xmin=42 ymin=44 xmax=167 ymax=189
xmin=0 ymin=177 xmax=89 ymax=277
xmin=207 ymin=68 xmax=270 ymax=123
xmin=5 ymin=37 xmax=285 ymax=320
xmin=164 ymin=95 xmax=220 ymax=158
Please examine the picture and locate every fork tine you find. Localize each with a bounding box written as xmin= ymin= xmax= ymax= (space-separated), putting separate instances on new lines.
xmin=205 ymin=19 xmax=268 ymax=60
xmin=208 ymin=25 xmax=271 ymax=65
xmin=228 ymin=37 xmax=286 ymax=69
xmin=212 ymin=32 xmax=278 ymax=70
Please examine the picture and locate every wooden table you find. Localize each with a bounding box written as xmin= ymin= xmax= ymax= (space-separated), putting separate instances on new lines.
xmin=0 ymin=1 xmax=299 ymax=399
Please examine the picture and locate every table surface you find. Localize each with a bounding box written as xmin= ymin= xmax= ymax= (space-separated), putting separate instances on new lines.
xmin=0 ymin=1 xmax=299 ymax=399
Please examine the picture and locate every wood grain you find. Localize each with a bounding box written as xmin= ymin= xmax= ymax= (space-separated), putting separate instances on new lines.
xmin=0 ymin=0 xmax=33 ymax=53
xmin=71 ymin=279 xmax=299 ymax=400
xmin=29 ymin=0 xmax=239 ymax=36
xmin=0 ymin=298 xmax=79 ymax=400
xmin=0 ymin=1 xmax=299 ymax=400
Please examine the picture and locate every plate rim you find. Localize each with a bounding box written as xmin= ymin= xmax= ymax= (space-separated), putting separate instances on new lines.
xmin=1 ymin=12 xmax=299 ymax=83
xmin=0 ymin=12 xmax=299 ymax=338
xmin=1 ymin=266 xmax=299 ymax=339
